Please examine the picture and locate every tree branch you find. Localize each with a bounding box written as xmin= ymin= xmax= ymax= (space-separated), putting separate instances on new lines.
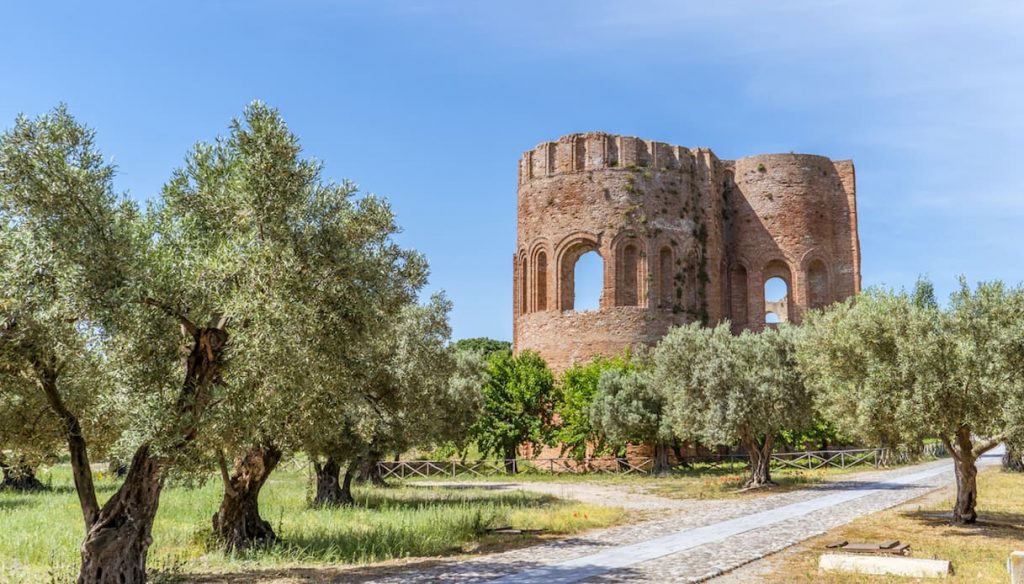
xmin=972 ymin=436 xmax=1003 ymax=458
xmin=139 ymin=297 xmax=197 ymax=336
xmin=217 ymin=450 xmax=238 ymax=498
xmin=940 ymin=435 xmax=961 ymax=463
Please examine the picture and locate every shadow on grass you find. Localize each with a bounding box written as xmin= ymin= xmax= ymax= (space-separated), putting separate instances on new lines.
xmin=175 ymin=557 xmax=644 ymax=583
xmin=353 ymin=490 xmax=559 ymax=510
xmin=0 ymin=496 xmax=37 ymax=510
xmin=905 ymin=509 xmax=1024 ymax=534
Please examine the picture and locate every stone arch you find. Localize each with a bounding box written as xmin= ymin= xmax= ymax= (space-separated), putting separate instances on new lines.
xmin=730 ymin=260 xmax=750 ymax=328
xmin=763 ymin=259 xmax=792 ymax=324
xmin=555 ymin=233 xmax=603 ymax=311
xmin=718 ymin=260 xmax=728 ymax=323
xmin=529 ymin=241 xmax=552 ymax=312
xmin=805 ymin=257 xmax=830 ymax=310
xmin=684 ymin=245 xmax=700 ymax=311
xmin=613 ymin=233 xmax=647 ymax=307
xmin=658 ymin=245 xmax=675 ymax=308
xmin=517 ymin=250 xmax=528 ymax=315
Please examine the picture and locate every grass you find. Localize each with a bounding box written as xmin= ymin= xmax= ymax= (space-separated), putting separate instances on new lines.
xmin=0 ymin=463 xmax=625 ymax=583
xmin=758 ymin=467 xmax=1024 ymax=583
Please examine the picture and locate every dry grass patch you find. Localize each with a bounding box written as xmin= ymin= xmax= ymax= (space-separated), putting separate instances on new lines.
xmin=758 ymin=467 xmax=1024 ymax=583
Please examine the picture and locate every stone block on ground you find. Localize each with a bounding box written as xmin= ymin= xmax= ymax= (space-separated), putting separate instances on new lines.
xmin=1010 ymin=551 xmax=1024 ymax=584
xmin=819 ymin=553 xmax=951 ymax=578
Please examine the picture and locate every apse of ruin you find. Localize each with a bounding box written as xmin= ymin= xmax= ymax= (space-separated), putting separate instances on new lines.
xmin=512 ymin=132 xmax=861 ymax=372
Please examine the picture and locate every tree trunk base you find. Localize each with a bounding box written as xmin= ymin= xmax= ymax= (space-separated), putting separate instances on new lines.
xmin=212 ymin=446 xmax=281 ymax=550
xmin=313 ymin=457 xmax=353 ymax=508
xmin=0 ymin=465 xmax=46 ymax=492
xmin=356 ymin=457 xmax=389 ymax=487
xmin=78 ymin=446 xmax=162 ymax=584
xmin=1003 ymin=448 xmax=1024 ymax=473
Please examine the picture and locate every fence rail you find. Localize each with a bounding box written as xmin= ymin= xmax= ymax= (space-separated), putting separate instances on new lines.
xmin=376 ymin=445 xmax=947 ymax=479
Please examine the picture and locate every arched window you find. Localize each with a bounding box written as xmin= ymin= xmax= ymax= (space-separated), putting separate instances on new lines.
xmin=519 ymin=255 xmax=528 ymax=314
xmin=807 ymin=259 xmax=829 ymax=309
xmin=535 ymin=251 xmax=548 ymax=311
xmin=572 ymin=251 xmax=603 ymax=311
xmin=764 ymin=274 xmax=789 ymax=324
xmin=659 ymin=247 xmax=673 ymax=308
xmin=617 ymin=244 xmax=640 ymax=306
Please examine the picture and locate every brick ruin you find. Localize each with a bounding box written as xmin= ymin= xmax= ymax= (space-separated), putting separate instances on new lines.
xmin=512 ymin=132 xmax=861 ymax=372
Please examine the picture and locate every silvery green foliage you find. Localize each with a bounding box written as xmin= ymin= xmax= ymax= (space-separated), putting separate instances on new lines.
xmin=0 ymin=106 xmax=133 ymax=467
xmin=655 ymin=322 xmax=812 ymax=448
xmin=798 ymin=288 xmax=930 ymax=447
xmin=589 ymin=368 xmax=672 ymax=450
xmin=304 ymin=294 xmax=486 ymax=462
xmin=145 ymin=101 xmax=431 ymax=473
xmin=800 ymin=279 xmax=1024 ymax=452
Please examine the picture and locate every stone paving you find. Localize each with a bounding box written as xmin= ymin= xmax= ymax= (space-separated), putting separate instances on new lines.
xmin=356 ymin=453 xmax=1002 ymax=583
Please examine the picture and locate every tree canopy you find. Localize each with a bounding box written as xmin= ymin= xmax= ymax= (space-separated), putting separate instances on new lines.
xmin=471 ymin=350 xmax=556 ymax=473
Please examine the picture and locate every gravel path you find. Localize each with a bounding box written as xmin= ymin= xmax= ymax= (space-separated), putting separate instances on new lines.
xmin=361 ymin=452 xmax=1002 ymax=583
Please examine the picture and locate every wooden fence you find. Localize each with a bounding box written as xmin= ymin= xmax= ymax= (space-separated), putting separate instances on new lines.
xmin=375 ymin=446 xmax=946 ymax=479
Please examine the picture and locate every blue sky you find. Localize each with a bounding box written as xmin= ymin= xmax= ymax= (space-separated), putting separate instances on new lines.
xmin=3 ymin=1 xmax=1023 ymax=341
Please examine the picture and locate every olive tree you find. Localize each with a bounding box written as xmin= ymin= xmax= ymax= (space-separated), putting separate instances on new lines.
xmin=0 ymin=103 xmax=430 ymax=579
xmin=796 ymin=287 xmax=928 ymax=455
xmin=0 ymin=106 xmax=198 ymax=582
xmin=589 ymin=367 xmax=675 ymax=474
xmin=305 ymin=295 xmax=486 ymax=506
xmin=147 ymin=103 xmax=433 ymax=549
xmin=553 ymin=355 xmax=635 ymax=460
xmin=655 ymin=323 xmax=811 ymax=488
xmin=801 ymin=280 xmax=1024 ymax=523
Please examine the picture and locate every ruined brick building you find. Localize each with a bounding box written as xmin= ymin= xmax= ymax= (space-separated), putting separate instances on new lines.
xmin=512 ymin=132 xmax=861 ymax=372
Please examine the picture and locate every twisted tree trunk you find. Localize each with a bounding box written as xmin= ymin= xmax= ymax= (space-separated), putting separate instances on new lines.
xmin=945 ymin=428 xmax=981 ymax=524
xmin=741 ymin=431 xmax=775 ymax=488
xmin=313 ymin=456 xmax=354 ymax=507
xmin=78 ymin=445 xmax=162 ymax=584
xmin=356 ymin=452 xmax=388 ymax=487
xmin=0 ymin=459 xmax=46 ymax=492
xmin=77 ymin=324 xmax=227 ymax=583
xmin=1003 ymin=445 xmax=1024 ymax=472
xmin=503 ymin=445 xmax=518 ymax=475
xmin=213 ymin=444 xmax=282 ymax=549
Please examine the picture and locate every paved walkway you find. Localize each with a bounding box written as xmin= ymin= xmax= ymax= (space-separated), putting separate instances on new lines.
xmin=359 ymin=452 xmax=1003 ymax=583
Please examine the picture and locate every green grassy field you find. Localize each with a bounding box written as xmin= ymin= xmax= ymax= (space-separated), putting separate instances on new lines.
xmin=0 ymin=464 xmax=625 ymax=583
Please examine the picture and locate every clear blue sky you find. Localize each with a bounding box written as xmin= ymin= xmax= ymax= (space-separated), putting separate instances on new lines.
xmin=3 ymin=1 xmax=1022 ymax=342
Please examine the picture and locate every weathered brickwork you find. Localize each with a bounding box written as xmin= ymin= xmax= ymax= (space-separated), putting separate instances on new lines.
xmin=513 ymin=132 xmax=860 ymax=372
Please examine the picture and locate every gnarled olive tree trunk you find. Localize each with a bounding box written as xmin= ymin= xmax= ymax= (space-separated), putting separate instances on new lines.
xmin=78 ymin=445 xmax=162 ymax=584
xmin=0 ymin=458 xmax=45 ymax=492
xmin=1003 ymin=445 xmax=1024 ymax=472
xmin=213 ymin=444 xmax=282 ymax=549
xmin=312 ymin=456 xmax=356 ymax=507
xmin=944 ymin=428 xmax=982 ymax=524
xmin=355 ymin=451 xmax=388 ymax=487
xmin=77 ymin=324 xmax=228 ymax=583
xmin=741 ymin=432 xmax=775 ymax=488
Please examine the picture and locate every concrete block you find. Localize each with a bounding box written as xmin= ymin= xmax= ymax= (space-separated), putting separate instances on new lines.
xmin=819 ymin=553 xmax=951 ymax=578
xmin=1010 ymin=551 xmax=1024 ymax=584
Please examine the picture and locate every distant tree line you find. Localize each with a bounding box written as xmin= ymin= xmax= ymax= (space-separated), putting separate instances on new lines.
xmin=458 ymin=279 xmax=1024 ymax=525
